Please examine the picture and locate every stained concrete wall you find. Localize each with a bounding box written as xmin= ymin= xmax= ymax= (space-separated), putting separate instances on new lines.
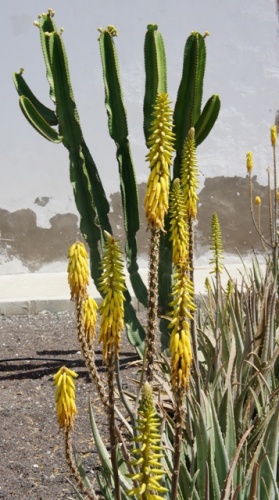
xmin=1 ymin=0 xmax=279 ymax=273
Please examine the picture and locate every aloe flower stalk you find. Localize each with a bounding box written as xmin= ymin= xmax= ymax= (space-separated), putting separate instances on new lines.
xmin=181 ymin=127 xmax=199 ymax=221
xmin=67 ymin=241 xmax=109 ymax=411
xmin=210 ymin=212 xmax=224 ymax=276
xmin=169 ymin=178 xmax=189 ymax=266
xmin=99 ymin=231 xmax=126 ymax=500
xmin=53 ymin=366 xmax=78 ymax=430
xmin=67 ymin=242 xmax=89 ymax=301
xmin=144 ymin=92 xmax=175 ymax=382
xmin=53 ymin=367 xmax=98 ymax=500
xmin=82 ymin=296 xmax=98 ymax=345
xmin=99 ymin=231 xmax=126 ymax=363
xmin=127 ymin=382 xmax=167 ymax=499
xmin=168 ymin=265 xmax=194 ymax=499
xmin=271 ymin=125 xmax=278 ymax=250
xmin=144 ymin=92 xmax=175 ymax=231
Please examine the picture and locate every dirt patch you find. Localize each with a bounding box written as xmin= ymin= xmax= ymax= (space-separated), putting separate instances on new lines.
xmin=0 ymin=311 xmax=138 ymax=499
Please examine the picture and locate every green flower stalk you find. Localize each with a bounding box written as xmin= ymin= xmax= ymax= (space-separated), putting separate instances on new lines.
xmin=145 ymin=92 xmax=175 ymax=231
xmin=169 ymin=178 xmax=189 ymax=266
xmin=67 ymin=242 xmax=89 ymax=301
xmin=127 ymin=382 xmax=167 ymax=499
xmin=181 ymin=127 xmax=199 ymax=220
xmin=99 ymin=231 xmax=126 ymax=363
xmin=210 ymin=212 xmax=224 ymax=276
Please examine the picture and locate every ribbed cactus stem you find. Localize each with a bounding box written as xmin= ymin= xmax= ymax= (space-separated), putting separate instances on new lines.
xmin=146 ymin=227 xmax=160 ymax=382
xmin=64 ymin=428 xmax=98 ymax=500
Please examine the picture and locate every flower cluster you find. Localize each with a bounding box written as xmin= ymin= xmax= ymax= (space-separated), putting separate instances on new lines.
xmin=53 ymin=366 xmax=78 ymax=430
xmin=169 ymin=267 xmax=195 ymax=392
xmin=67 ymin=242 xmax=89 ymax=301
xmin=127 ymin=382 xmax=167 ymax=499
xmin=181 ymin=127 xmax=199 ymax=219
xmin=99 ymin=232 xmax=126 ymax=362
xmin=209 ymin=212 xmax=224 ymax=274
xmin=83 ymin=296 xmax=98 ymax=344
xmin=145 ymin=92 xmax=175 ymax=230
xmin=169 ymin=178 xmax=189 ymax=265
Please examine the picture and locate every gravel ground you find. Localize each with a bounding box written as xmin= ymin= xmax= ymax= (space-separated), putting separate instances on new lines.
xmin=0 ymin=311 xmax=139 ymax=499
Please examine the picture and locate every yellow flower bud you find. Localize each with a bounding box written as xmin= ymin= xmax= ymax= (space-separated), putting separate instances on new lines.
xmin=53 ymin=366 xmax=78 ymax=430
xmin=67 ymin=242 xmax=89 ymax=301
xmin=271 ymin=125 xmax=277 ymax=147
xmin=255 ymin=196 xmax=261 ymax=206
xmin=246 ymin=151 xmax=253 ymax=173
xmin=83 ymin=296 xmax=98 ymax=344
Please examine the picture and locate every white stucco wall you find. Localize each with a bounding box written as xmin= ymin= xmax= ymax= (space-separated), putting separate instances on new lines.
xmin=1 ymin=0 xmax=279 ymax=273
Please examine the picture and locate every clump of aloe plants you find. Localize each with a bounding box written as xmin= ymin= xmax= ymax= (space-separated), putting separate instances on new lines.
xmin=15 ymin=8 xmax=279 ymax=500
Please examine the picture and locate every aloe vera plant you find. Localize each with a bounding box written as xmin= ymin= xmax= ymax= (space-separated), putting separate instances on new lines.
xmin=13 ymin=9 xmax=220 ymax=354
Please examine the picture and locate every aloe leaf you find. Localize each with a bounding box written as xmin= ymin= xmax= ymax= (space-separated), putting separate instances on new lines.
xmin=259 ymin=402 xmax=279 ymax=500
xmin=221 ymin=426 xmax=253 ymax=500
xmin=209 ymin=396 xmax=229 ymax=488
xmin=13 ymin=71 xmax=58 ymax=125
xmin=99 ymin=28 xmax=147 ymax=306
xmin=191 ymin=398 xmax=209 ymax=497
xmin=71 ymin=448 xmax=96 ymax=493
xmin=195 ymin=94 xmax=220 ymax=146
xmin=19 ymin=96 xmax=62 ymax=143
xmin=143 ymin=24 xmax=167 ymax=143
xmin=88 ymin=398 xmax=112 ymax=479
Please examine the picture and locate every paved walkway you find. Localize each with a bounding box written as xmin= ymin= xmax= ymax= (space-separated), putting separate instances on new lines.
xmin=0 ymin=263 xmax=255 ymax=315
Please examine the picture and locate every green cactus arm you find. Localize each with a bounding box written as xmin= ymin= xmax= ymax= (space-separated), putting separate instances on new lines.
xmin=143 ymin=24 xmax=167 ymax=144
xmin=35 ymin=10 xmax=58 ymax=104
xmin=48 ymin=31 xmax=83 ymax=147
xmin=13 ymin=71 xmax=58 ymax=126
xmin=99 ymin=28 xmax=147 ymax=306
xmin=19 ymin=96 xmax=62 ymax=143
xmin=195 ymin=94 xmax=221 ymax=146
xmin=173 ymin=32 xmax=206 ymax=177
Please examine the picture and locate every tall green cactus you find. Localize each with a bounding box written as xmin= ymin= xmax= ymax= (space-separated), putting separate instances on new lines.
xmin=13 ymin=9 xmax=220 ymax=353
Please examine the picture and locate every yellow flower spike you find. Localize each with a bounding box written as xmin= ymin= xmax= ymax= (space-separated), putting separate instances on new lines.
xmin=127 ymin=382 xmax=167 ymax=499
xmin=169 ymin=178 xmax=189 ymax=265
xmin=181 ymin=127 xmax=199 ymax=219
xmin=210 ymin=212 xmax=224 ymax=274
xmin=255 ymin=196 xmax=261 ymax=206
xmin=99 ymin=231 xmax=126 ymax=362
xmin=246 ymin=151 xmax=253 ymax=173
xmin=271 ymin=125 xmax=277 ymax=147
xmin=67 ymin=242 xmax=89 ymax=301
xmin=169 ymin=265 xmax=194 ymax=392
xmin=53 ymin=366 xmax=78 ymax=430
xmin=144 ymin=92 xmax=175 ymax=230
xmin=276 ymin=191 xmax=279 ymax=202
xmin=82 ymin=296 xmax=98 ymax=344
